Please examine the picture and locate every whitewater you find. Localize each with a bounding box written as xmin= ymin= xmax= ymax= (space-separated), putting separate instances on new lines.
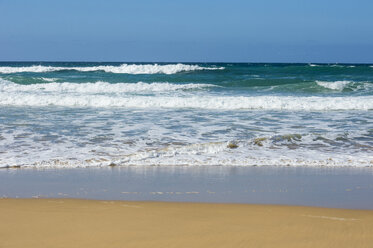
xmin=0 ymin=62 xmax=372 ymax=168
xmin=0 ymin=63 xmax=224 ymax=74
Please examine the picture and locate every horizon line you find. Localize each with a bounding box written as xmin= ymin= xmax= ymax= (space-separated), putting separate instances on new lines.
xmin=0 ymin=60 xmax=372 ymax=65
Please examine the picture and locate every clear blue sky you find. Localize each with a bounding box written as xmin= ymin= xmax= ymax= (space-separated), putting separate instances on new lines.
xmin=1 ymin=0 xmax=372 ymax=62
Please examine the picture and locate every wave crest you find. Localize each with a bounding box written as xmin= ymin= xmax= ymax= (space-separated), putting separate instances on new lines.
xmin=1 ymin=94 xmax=372 ymax=110
xmin=0 ymin=79 xmax=215 ymax=93
xmin=0 ymin=63 xmax=224 ymax=74
xmin=2 ymin=139 xmax=372 ymax=168
xmin=316 ymin=81 xmax=352 ymax=91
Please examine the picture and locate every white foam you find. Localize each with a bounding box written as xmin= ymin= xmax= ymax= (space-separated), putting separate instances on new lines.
xmin=1 ymin=78 xmax=372 ymax=110
xmin=0 ymin=91 xmax=372 ymax=110
xmin=41 ymin=77 xmax=57 ymax=82
xmin=112 ymin=143 xmax=373 ymax=167
xmin=0 ymin=65 xmax=59 ymax=73
xmin=0 ymin=105 xmax=371 ymax=169
xmin=1 ymin=140 xmax=371 ymax=168
xmin=316 ymin=80 xmax=373 ymax=92
xmin=0 ymin=64 xmax=224 ymax=74
xmin=0 ymin=79 xmax=215 ymax=94
xmin=316 ymin=81 xmax=353 ymax=91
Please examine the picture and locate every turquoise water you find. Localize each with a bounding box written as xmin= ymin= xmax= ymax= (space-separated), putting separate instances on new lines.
xmin=0 ymin=62 xmax=372 ymax=168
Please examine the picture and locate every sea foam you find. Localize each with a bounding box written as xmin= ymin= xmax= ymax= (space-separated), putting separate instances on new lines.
xmin=0 ymin=79 xmax=215 ymax=93
xmin=1 ymin=139 xmax=371 ymax=168
xmin=0 ymin=64 xmax=224 ymax=74
xmin=316 ymin=81 xmax=353 ymax=91
xmin=1 ymin=93 xmax=372 ymax=110
xmin=1 ymin=79 xmax=372 ymax=110
xmin=316 ymin=80 xmax=372 ymax=92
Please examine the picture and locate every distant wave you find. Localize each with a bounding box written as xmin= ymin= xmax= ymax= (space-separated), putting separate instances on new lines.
xmin=315 ymin=80 xmax=372 ymax=92
xmin=0 ymin=63 xmax=225 ymax=74
xmin=316 ymin=80 xmax=353 ymax=91
xmin=0 ymin=79 xmax=216 ymax=93
xmin=309 ymin=64 xmax=362 ymax=68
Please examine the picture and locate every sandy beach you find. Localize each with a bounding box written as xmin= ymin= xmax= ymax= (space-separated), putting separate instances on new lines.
xmin=1 ymin=198 xmax=372 ymax=248
xmin=1 ymin=0 xmax=373 ymax=247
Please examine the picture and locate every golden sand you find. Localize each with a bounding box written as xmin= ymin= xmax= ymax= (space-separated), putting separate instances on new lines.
xmin=1 ymin=199 xmax=372 ymax=248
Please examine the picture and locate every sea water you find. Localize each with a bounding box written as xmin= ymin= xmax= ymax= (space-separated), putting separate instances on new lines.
xmin=0 ymin=62 xmax=372 ymax=168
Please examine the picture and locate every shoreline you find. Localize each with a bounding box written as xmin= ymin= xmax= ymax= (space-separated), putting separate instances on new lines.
xmin=1 ymin=165 xmax=373 ymax=209
xmin=1 ymin=196 xmax=372 ymax=211
xmin=1 ymin=198 xmax=373 ymax=248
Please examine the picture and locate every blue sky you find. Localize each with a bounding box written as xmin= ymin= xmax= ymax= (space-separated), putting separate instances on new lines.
xmin=1 ymin=0 xmax=372 ymax=62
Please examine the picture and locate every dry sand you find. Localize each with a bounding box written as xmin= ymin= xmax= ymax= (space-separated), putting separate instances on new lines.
xmin=1 ymin=199 xmax=372 ymax=248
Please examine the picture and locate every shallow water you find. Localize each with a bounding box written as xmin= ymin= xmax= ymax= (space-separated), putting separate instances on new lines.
xmin=1 ymin=166 xmax=373 ymax=209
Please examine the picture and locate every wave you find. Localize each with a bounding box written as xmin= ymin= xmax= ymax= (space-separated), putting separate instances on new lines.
xmin=316 ymin=80 xmax=353 ymax=91
xmin=0 ymin=79 xmax=216 ymax=93
xmin=1 ymin=79 xmax=372 ymax=110
xmin=308 ymin=64 xmax=363 ymax=68
xmin=110 ymin=142 xmax=373 ymax=167
xmin=1 ymin=93 xmax=372 ymax=110
xmin=2 ymin=139 xmax=372 ymax=168
xmin=41 ymin=77 xmax=57 ymax=82
xmin=0 ymin=63 xmax=224 ymax=74
xmin=315 ymin=80 xmax=372 ymax=92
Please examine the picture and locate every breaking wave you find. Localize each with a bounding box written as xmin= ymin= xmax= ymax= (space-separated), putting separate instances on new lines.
xmin=0 ymin=63 xmax=224 ymax=74
xmin=314 ymin=80 xmax=373 ymax=93
xmin=1 ymin=93 xmax=372 ymax=110
xmin=2 ymin=139 xmax=372 ymax=169
xmin=1 ymin=79 xmax=372 ymax=110
xmin=316 ymin=81 xmax=353 ymax=91
xmin=0 ymin=79 xmax=216 ymax=93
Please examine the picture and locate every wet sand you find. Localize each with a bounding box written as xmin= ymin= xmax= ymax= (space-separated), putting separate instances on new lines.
xmin=1 ymin=198 xmax=373 ymax=248
xmin=1 ymin=166 xmax=373 ymax=209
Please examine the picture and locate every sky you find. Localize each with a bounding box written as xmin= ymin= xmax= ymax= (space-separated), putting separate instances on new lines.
xmin=0 ymin=0 xmax=372 ymax=63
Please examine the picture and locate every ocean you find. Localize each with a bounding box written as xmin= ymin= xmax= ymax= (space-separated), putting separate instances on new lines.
xmin=0 ymin=62 xmax=372 ymax=168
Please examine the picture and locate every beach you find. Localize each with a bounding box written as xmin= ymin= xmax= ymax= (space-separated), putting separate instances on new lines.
xmin=2 ymin=0 xmax=373 ymax=246
xmin=1 ymin=166 xmax=373 ymax=247
xmin=1 ymin=198 xmax=373 ymax=248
